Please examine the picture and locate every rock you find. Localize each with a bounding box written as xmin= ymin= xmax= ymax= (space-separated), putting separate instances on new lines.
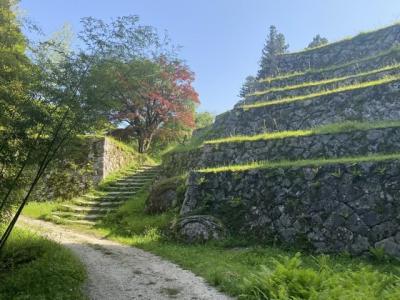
xmin=145 ymin=176 xmax=185 ymax=214
xmin=351 ymin=235 xmax=370 ymax=254
xmin=375 ymin=237 xmax=400 ymax=258
xmin=175 ymin=215 xmax=226 ymax=243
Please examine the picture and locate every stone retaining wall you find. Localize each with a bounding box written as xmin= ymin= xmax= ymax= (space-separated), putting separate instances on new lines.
xmin=259 ymin=46 xmax=400 ymax=90
xmin=34 ymin=137 xmax=138 ymax=201
xmin=201 ymin=127 xmax=400 ymax=167
xmin=214 ymin=81 xmax=400 ymax=138
xmin=161 ymin=148 xmax=203 ymax=177
xmin=246 ymin=67 xmax=400 ymax=104
xmin=261 ymin=24 xmax=400 ymax=77
xmin=181 ymin=161 xmax=400 ymax=257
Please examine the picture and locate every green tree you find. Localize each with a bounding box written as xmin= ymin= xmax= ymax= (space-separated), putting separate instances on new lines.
xmin=79 ymin=16 xmax=199 ymax=153
xmin=0 ymin=0 xmax=46 ymax=219
xmin=195 ymin=111 xmax=214 ymax=129
xmin=0 ymin=5 xmax=112 ymax=249
xmin=239 ymin=75 xmax=257 ymax=98
xmin=258 ymin=25 xmax=289 ymax=79
xmin=307 ymin=34 xmax=328 ymax=49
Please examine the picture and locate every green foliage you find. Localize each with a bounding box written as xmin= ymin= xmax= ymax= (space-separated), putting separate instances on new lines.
xmin=239 ymin=75 xmax=258 ymax=98
xmin=0 ymin=0 xmax=44 ymax=217
xmin=195 ymin=111 xmax=215 ymax=129
xmin=258 ymin=25 xmax=289 ymax=78
xmin=79 ymin=16 xmax=199 ymax=153
xmin=0 ymin=226 xmax=86 ymax=299
xmin=239 ymin=253 xmax=400 ymax=300
xmin=306 ymin=34 xmax=329 ymax=50
xmin=100 ymin=187 xmax=175 ymax=239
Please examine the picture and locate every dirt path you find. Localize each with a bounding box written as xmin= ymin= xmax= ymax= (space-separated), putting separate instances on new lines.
xmin=17 ymin=217 xmax=233 ymax=300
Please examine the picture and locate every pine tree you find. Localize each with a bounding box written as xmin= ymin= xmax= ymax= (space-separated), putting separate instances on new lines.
xmin=307 ymin=34 xmax=328 ymax=49
xmin=239 ymin=75 xmax=257 ymax=98
xmin=258 ymin=25 xmax=289 ymax=78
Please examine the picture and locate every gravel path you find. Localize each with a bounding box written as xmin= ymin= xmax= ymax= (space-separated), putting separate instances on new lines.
xmin=17 ymin=217 xmax=233 ymax=300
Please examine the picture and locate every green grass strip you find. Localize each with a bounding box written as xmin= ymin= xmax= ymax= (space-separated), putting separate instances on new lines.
xmin=259 ymin=45 xmax=400 ymax=84
xmin=198 ymin=153 xmax=400 ymax=173
xmin=242 ymin=75 xmax=400 ymax=110
xmin=250 ymin=64 xmax=400 ymax=97
xmin=204 ymin=120 xmax=400 ymax=145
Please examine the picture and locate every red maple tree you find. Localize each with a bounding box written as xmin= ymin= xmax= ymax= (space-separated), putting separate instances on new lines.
xmin=112 ymin=58 xmax=199 ymax=153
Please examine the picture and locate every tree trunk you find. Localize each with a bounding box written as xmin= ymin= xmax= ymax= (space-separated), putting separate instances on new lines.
xmin=137 ymin=132 xmax=154 ymax=153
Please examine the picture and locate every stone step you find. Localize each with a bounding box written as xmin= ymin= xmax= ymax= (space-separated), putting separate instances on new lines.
xmin=83 ymin=194 xmax=133 ymax=200
xmin=50 ymin=214 xmax=96 ymax=226
xmin=116 ymin=177 xmax=155 ymax=182
xmin=106 ymin=191 xmax=137 ymax=195
xmin=113 ymin=181 xmax=150 ymax=186
xmin=211 ymin=79 xmax=400 ymax=138
xmin=60 ymin=204 xmax=116 ymax=213
xmin=52 ymin=211 xmax=104 ymax=221
xmin=102 ymin=186 xmax=142 ymax=191
xmin=73 ymin=199 xmax=125 ymax=207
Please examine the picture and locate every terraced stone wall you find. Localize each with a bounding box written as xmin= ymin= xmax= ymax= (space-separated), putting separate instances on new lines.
xmin=262 ymin=24 xmax=400 ymax=77
xmin=257 ymin=46 xmax=400 ymax=91
xmin=33 ymin=137 xmax=138 ymax=201
xmin=214 ymin=81 xmax=400 ymax=137
xmin=201 ymin=127 xmax=400 ymax=167
xmin=247 ymin=66 xmax=400 ymax=104
xmin=161 ymin=149 xmax=203 ymax=177
xmin=181 ymin=161 xmax=400 ymax=257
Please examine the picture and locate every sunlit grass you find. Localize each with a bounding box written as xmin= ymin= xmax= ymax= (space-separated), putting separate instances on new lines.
xmin=243 ymin=75 xmax=400 ymax=109
xmin=198 ymin=152 xmax=400 ymax=173
xmin=0 ymin=226 xmax=86 ymax=299
xmin=250 ymin=64 xmax=400 ymax=97
xmin=204 ymin=120 xmax=400 ymax=145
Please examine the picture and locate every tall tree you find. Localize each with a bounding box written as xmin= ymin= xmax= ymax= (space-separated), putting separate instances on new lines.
xmin=257 ymin=25 xmax=289 ymax=79
xmin=79 ymin=16 xmax=199 ymax=153
xmin=239 ymin=75 xmax=257 ymax=98
xmin=0 ymin=0 xmax=46 ymax=219
xmin=307 ymin=34 xmax=328 ymax=49
xmin=0 ymin=5 xmax=112 ymax=248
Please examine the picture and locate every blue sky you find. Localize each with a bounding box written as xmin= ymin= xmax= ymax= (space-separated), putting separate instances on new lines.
xmin=20 ymin=0 xmax=400 ymax=114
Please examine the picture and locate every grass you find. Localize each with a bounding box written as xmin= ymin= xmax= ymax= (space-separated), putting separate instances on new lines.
xmin=20 ymin=150 xmax=400 ymax=299
xmin=198 ymin=152 xmax=400 ymax=173
xmin=243 ymin=75 xmax=400 ymax=109
xmin=22 ymin=201 xmax=60 ymax=219
xmin=250 ymin=64 xmax=400 ymax=97
xmin=22 ymin=188 xmax=400 ymax=299
xmin=204 ymin=120 xmax=400 ymax=145
xmin=161 ymin=127 xmax=214 ymax=155
xmin=260 ymin=45 xmax=400 ymax=83
xmin=0 ymin=226 xmax=87 ymax=299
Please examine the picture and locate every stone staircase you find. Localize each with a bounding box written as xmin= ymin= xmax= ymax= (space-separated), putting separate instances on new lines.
xmin=176 ymin=24 xmax=400 ymax=257
xmin=51 ymin=165 xmax=159 ymax=225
